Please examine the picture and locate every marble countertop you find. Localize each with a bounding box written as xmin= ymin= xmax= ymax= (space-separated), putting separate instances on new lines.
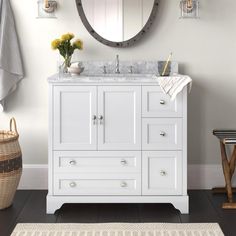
xmin=47 ymin=73 xmax=163 ymax=85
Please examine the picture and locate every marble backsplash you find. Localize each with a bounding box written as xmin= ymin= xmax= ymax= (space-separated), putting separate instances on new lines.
xmin=71 ymin=60 xmax=178 ymax=75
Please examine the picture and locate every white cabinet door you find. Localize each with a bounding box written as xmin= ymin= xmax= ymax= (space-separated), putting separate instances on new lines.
xmin=53 ymin=86 xmax=97 ymax=150
xmin=98 ymin=86 xmax=141 ymax=150
xmin=142 ymin=151 xmax=182 ymax=195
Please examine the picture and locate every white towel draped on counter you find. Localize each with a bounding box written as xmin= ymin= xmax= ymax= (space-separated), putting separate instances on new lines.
xmin=0 ymin=0 xmax=24 ymax=111
xmin=154 ymin=74 xmax=192 ymax=100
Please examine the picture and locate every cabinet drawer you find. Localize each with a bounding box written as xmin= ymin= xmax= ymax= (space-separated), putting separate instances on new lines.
xmin=142 ymin=118 xmax=183 ymax=150
xmin=54 ymin=173 xmax=141 ymax=195
xmin=53 ymin=151 xmax=141 ymax=173
xmin=142 ymin=86 xmax=183 ymax=117
xmin=142 ymin=151 xmax=182 ymax=195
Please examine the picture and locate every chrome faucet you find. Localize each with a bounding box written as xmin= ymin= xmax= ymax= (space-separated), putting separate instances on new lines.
xmin=115 ymin=54 xmax=120 ymax=74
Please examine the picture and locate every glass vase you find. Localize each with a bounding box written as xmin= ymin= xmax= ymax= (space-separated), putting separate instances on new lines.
xmin=58 ymin=56 xmax=72 ymax=79
xmin=62 ymin=56 xmax=72 ymax=73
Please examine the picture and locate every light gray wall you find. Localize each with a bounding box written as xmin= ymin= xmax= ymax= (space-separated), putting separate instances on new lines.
xmin=1 ymin=0 xmax=235 ymax=165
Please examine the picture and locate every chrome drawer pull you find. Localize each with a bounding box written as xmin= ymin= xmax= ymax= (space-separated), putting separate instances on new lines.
xmin=120 ymin=181 xmax=127 ymax=188
xmin=160 ymin=100 xmax=165 ymax=105
xmin=69 ymin=182 xmax=77 ymax=188
xmin=69 ymin=160 xmax=76 ymax=166
xmin=160 ymin=131 xmax=166 ymax=136
xmin=160 ymin=170 xmax=167 ymax=176
xmin=120 ymin=159 xmax=127 ymax=166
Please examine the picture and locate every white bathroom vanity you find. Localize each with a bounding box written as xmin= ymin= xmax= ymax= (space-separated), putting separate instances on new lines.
xmin=47 ymin=62 xmax=188 ymax=214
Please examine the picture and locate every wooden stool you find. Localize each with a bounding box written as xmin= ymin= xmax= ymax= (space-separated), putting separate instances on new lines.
xmin=213 ymin=130 xmax=236 ymax=209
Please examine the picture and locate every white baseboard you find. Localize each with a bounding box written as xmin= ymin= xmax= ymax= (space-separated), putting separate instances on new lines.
xmin=188 ymin=164 xmax=229 ymax=189
xmin=18 ymin=164 xmax=231 ymax=190
xmin=18 ymin=165 xmax=48 ymax=190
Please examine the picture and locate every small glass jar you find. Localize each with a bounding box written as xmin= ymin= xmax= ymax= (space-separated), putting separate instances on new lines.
xmin=180 ymin=0 xmax=199 ymax=19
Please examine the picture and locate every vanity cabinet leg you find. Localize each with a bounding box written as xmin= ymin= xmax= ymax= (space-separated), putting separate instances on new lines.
xmin=172 ymin=196 xmax=189 ymax=214
xmin=46 ymin=195 xmax=64 ymax=214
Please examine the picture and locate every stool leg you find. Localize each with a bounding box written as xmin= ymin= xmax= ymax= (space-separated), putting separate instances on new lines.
xmin=229 ymin=145 xmax=236 ymax=179
xmin=220 ymin=141 xmax=233 ymax=203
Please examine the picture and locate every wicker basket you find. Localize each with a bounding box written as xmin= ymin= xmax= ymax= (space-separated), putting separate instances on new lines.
xmin=0 ymin=118 xmax=22 ymax=210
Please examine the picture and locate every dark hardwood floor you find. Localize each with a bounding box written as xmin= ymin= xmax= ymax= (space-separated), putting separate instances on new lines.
xmin=0 ymin=190 xmax=235 ymax=236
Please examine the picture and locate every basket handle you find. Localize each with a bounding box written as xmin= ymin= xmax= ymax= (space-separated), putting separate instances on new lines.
xmin=10 ymin=117 xmax=18 ymax=135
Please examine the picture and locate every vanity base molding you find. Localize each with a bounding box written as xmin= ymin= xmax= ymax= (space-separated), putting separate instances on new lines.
xmin=47 ymin=195 xmax=189 ymax=214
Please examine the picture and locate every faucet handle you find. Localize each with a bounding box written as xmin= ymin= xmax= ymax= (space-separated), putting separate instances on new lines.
xmin=102 ymin=65 xmax=107 ymax=74
xmin=129 ymin=66 xmax=133 ymax=74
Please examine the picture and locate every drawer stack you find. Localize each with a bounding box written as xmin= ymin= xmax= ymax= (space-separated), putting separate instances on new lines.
xmin=53 ymin=151 xmax=141 ymax=195
xmin=141 ymin=86 xmax=184 ymax=195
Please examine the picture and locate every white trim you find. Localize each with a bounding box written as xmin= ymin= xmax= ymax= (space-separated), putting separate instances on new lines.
xmin=18 ymin=164 xmax=230 ymax=190
xmin=187 ymin=164 xmax=229 ymax=189
xmin=47 ymin=195 xmax=189 ymax=214
xmin=18 ymin=164 xmax=48 ymax=190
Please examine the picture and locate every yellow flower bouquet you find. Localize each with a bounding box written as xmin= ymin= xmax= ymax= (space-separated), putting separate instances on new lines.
xmin=51 ymin=33 xmax=83 ymax=72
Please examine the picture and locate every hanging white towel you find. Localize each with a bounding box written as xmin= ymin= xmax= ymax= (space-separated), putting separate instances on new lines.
xmin=0 ymin=0 xmax=24 ymax=111
xmin=153 ymin=74 xmax=192 ymax=101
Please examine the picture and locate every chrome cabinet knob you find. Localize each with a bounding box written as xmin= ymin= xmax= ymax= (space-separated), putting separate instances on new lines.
xmin=69 ymin=160 xmax=76 ymax=166
xmin=92 ymin=115 xmax=97 ymax=125
xmin=120 ymin=159 xmax=127 ymax=166
xmin=160 ymin=170 xmax=167 ymax=176
xmin=160 ymin=131 xmax=166 ymax=136
xmin=160 ymin=100 xmax=165 ymax=105
xmin=98 ymin=115 xmax=103 ymax=124
xmin=120 ymin=181 xmax=127 ymax=188
xmin=69 ymin=182 xmax=77 ymax=188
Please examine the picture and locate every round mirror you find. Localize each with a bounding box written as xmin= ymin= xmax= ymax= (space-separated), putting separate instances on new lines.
xmin=75 ymin=0 xmax=159 ymax=47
